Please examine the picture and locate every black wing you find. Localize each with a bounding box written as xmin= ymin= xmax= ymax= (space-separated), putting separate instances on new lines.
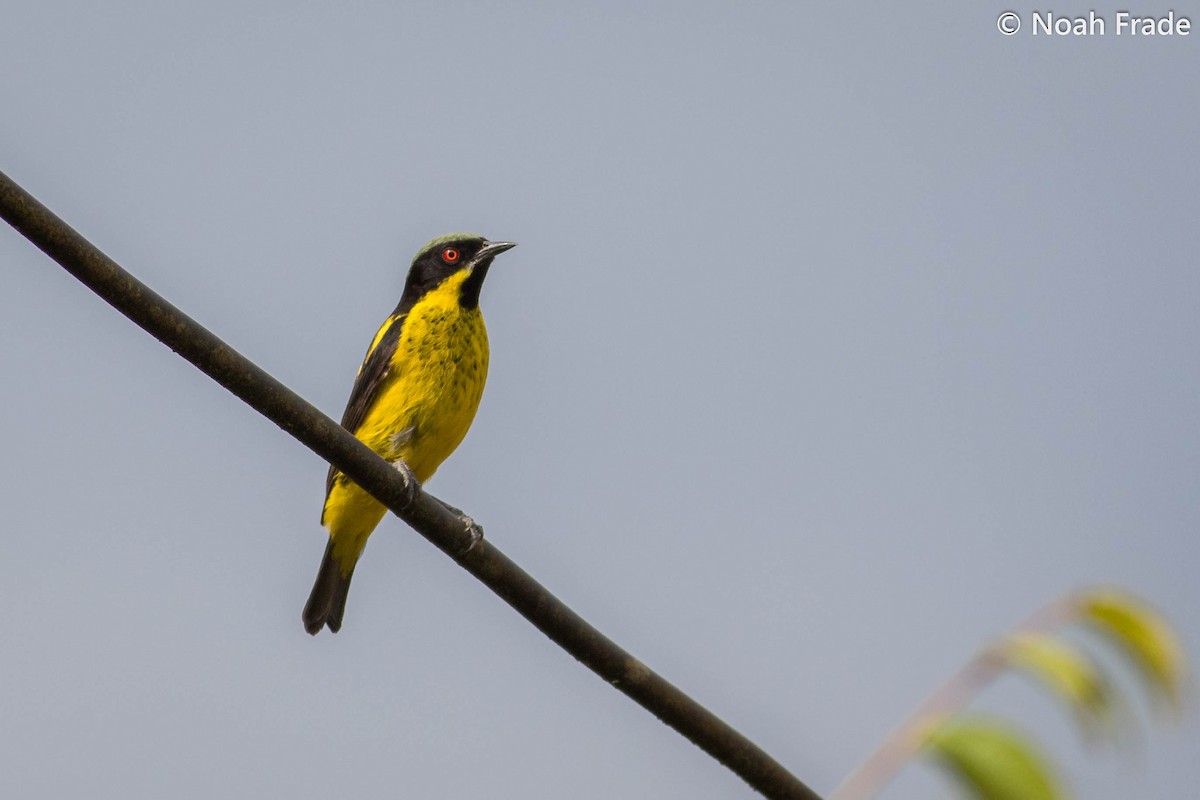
xmin=324 ymin=313 xmax=407 ymax=496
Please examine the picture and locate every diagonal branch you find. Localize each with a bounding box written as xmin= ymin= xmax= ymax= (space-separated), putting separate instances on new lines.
xmin=0 ymin=168 xmax=822 ymax=800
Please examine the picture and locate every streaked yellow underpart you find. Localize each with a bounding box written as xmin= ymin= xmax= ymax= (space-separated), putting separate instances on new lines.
xmin=322 ymin=267 xmax=489 ymax=574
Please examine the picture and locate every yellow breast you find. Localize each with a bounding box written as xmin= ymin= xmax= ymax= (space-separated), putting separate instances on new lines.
xmin=355 ymin=270 xmax=489 ymax=483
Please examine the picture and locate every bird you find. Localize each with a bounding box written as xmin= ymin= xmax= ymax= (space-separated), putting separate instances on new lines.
xmin=303 ymin=233 xmax=516 ymax=635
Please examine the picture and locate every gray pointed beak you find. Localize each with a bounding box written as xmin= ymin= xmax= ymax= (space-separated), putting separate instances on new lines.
xmin=475 ymin=240 xmax=517 ymax=262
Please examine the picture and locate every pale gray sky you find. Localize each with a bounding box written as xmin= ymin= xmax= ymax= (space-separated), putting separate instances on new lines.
xmin=1 ymin=3 xmax=1197 ymax=798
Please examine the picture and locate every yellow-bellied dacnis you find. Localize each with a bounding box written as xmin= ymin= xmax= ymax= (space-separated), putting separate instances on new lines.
xmin=303 ymin=234 xmax=517 ymax=635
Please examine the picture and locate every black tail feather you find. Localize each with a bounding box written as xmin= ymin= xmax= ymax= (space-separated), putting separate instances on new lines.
xmin=303 ymin=540 xmax=355 ymax=635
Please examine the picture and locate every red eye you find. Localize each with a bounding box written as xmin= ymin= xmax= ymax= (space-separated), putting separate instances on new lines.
xmin=441 ymin=247 xmax=460 ymax=264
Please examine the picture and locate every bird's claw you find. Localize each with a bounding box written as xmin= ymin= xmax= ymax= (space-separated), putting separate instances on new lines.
xmin=392 ymin=460 xmax=421 ymax=508
xmin=432 ymin=497 xmax=483 ymax=555
xmin=457 ymin=514 xmax=484 ymax=555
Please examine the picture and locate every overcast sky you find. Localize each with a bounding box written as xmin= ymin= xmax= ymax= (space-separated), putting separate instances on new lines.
xmin=2 ymin=3 xmax=1197 ymax=798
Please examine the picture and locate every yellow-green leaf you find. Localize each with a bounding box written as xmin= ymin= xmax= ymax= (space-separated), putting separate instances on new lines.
xmin=923 ymin=715 xmax=1067 ymax=800
xmin=991 ymin=632 xmax=1118 ymax=740
xmin=1073 ymin=587 xmax=1190 ymax=713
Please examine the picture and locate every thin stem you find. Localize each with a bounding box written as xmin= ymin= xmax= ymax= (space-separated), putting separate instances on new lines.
xmin=831 ymin=594 xmax=1079 ymax=800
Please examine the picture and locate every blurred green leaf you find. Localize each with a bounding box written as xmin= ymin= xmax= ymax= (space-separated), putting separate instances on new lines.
xmin=1073 ymin=587 xmax=1190 ymax=713
xmin=991 ymin=632 xmax=1119 ymax=740
xmin=923 ymin=715 xmax=1066 ymax=800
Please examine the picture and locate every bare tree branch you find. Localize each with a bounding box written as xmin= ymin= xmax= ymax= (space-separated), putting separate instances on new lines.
xmin=0 ymin=168 xmax=822 ymax=800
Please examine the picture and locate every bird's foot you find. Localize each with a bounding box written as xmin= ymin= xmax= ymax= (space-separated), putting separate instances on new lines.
xmin=392 ymin=460 xmax=422 ymax=508
xmin=435 ymin=497 xmax=484 ymax=555
xmin=457 ymin=514 xmax=484 ymax=556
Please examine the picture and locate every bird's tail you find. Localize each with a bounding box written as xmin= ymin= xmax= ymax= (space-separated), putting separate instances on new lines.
xmin=303 ymin=539 xmax=355 ymax=635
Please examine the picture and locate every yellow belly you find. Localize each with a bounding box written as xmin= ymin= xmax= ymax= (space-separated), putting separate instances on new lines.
xmin=322 ymin=289 xmax=489 ymax=572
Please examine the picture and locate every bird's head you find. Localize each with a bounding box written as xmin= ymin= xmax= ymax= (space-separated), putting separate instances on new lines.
xmin=404 ymin=233 xmax=517 ymax=310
